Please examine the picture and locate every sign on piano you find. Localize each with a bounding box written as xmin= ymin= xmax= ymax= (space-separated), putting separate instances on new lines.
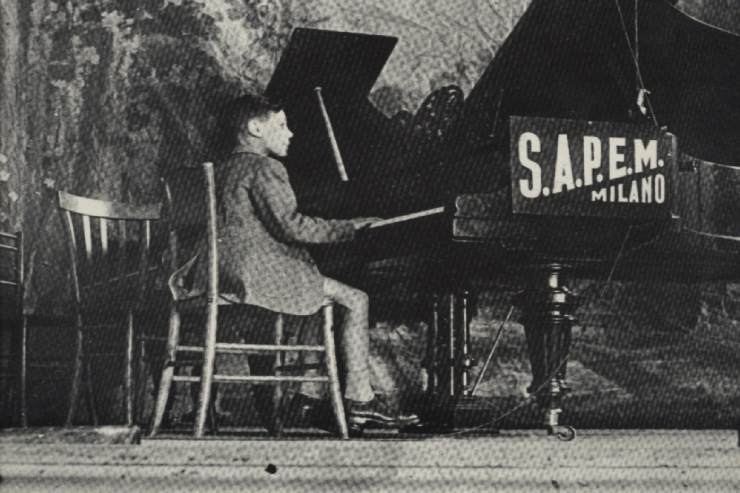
xmin=509 ymin=116 xmax=676 ymax=219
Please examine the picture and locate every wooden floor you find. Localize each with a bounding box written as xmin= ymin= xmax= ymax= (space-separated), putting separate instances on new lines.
xmin=2 ymin=430 xmax=739 ymax=491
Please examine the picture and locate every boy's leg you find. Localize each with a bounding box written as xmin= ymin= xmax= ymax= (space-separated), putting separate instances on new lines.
xmin=322 ymin=277 xmax=375 ymax=403
xmin=322 ymin=276 xmax=420 ymax=429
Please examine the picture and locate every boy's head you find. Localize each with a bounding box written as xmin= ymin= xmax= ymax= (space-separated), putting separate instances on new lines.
xmin=223 ymin=93 xmax=293 ymax=157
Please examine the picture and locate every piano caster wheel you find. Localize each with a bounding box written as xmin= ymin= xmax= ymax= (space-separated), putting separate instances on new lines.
xmin=547 ymin=425 xmax=576 ymax=442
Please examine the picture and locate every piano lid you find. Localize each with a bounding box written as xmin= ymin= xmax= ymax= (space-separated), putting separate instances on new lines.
xmin=266 ymin=28 xmax=398 ymax=104
xmin=264 ymin=29 xmax=404 ymax=186
xmin=459 ymin=0 xmax=740 ymax=166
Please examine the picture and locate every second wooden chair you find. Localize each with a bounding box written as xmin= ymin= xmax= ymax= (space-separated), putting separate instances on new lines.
xmin=58 ymin=191 xmax=163 ymax=426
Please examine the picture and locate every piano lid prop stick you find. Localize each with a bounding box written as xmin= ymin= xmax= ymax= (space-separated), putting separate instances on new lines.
xmin=315 ymin=86 xmax=349 ymax=182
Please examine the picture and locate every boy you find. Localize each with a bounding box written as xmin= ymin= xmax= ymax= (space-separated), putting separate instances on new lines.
xmin=213 ymin=93 xmax=419 ymax=430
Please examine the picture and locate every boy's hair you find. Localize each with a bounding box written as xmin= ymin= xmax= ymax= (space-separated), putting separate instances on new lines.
xmin=219 ymin=93 xmax=284 ymax=154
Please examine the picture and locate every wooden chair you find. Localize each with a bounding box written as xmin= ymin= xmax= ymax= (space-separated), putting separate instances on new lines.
xmin=149 ymin=162 xmax=349 ymax=439
xmin=58 ymin=191 xmax=162 ymax=426
xmin=0 ymin=231 xmax=27 ymax=427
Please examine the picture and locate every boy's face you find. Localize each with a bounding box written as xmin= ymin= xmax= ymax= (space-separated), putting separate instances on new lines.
xmin=256 ymin=110 xmax=293 ymax=157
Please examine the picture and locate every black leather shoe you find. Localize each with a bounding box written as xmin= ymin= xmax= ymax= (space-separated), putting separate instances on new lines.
xmin=346 ymin=395 xmax=420 ymax=429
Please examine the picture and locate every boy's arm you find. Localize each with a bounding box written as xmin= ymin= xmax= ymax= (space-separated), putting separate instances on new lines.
xmin=250 ymin=161 xmax=356 ymax=244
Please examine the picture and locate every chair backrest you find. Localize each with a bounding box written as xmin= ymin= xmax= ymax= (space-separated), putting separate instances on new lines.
xmin=162 ymin=163 xmax=217 ymax=303
xmin=57 ymin=191 xmax=162 ymax=309
xmin=0 ymin=231 xmax=23 ymax=321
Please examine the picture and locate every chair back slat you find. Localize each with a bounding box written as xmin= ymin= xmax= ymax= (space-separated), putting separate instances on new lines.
xmin=82 ymin=215 xmax=93 ymax=262
xmin=145 ymin=220 xmax=151 ymax=250
xmin=100 ymin=218 xmax=109 ymax=255
xmin=116 ymin=219 xmax=127 ymax=289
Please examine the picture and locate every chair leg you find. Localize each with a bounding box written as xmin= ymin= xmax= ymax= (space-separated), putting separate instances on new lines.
xmin=19 ymin=315 xmax=27 ymax=428
xmin=273 ymin=314 xmax=285 ymax=437
xmin=322 ymin=304 xmax=349 ymax=439
xmin=150 ymin=305 xmax=180 ymax=436
xmin=65 ymin=321 xmax=85 ymax=427
xmin=125 ymin=310 xmax=134 ymax=427
xmin=85 ymin=358 xmax=98 ymax=425
xmin=194 ymin=298 xmax=218 ymax=438
xmin=134 ymin=336 xmax=149 ymax=426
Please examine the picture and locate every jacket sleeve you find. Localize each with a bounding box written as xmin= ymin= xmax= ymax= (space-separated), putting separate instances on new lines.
xmin=249 ymin=160 xmax=356 ymax=244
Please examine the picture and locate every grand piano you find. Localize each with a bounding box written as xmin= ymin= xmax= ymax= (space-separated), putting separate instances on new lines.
xmin=265 ymin=0 xmax=740 ymax=431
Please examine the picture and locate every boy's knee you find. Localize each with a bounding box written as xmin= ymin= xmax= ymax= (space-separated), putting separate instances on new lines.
xmin=346 ymin=287 xmax=369 ymax=313
xmin=324 ymin=277 xmax=369 ymax=311
xmin=356 ymin=289 xmax=369 ymax=309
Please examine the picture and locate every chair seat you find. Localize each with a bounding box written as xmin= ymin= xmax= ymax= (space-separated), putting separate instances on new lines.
xmin=176 ymin=293 xmax=333 ymax=309
xmin=173 ymin=292 xmax=242 ymax=310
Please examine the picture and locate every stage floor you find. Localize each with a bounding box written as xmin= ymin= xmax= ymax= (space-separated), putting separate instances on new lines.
xmin=2 ymin=429 xmax=739 ymax=491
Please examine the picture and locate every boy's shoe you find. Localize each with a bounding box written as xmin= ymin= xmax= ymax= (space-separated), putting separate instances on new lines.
xmin=346 ymin=395 xmax=420 ymax=429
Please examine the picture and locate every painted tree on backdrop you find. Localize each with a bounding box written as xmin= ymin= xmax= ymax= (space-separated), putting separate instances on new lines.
xmin=0 ymin=0 xmax=328 ymax=314
xmin=365 ymin=0 xmax=530 ymax=117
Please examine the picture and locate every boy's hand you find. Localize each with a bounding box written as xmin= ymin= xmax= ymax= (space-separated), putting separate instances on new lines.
xmin=351 ymin=217 xmax=383 ymax=230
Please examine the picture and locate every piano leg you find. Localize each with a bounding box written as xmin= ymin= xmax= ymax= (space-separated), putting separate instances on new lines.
xmin=514 ymin=263 xmax=579 ymax=432
xmin=422 ymin=294 xmax=440 ymax=395
xmin=434 ymin=290 xmax=475 ymax=399
xmin=415 ymin=290 xmax=489 ymax=432
xmin=448 ymin=293 xmax=457 ymax=396
xmin=459 ymin=290 xmax=475 ymax=396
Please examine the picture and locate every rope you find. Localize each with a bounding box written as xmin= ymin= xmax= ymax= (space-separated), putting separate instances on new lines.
xmin=614 ymin=0 xmax=659 ymax=127
xmin=634 ymin=0 xmax=639 ymax=71
xmin=696 ymin=159 xmax=740 ymax=171
xmin=684 ymin=227 xmax=740 ymax=243
xmin=470 ymin=305 xmax=515 ymax=395
xmin=450 ymin=356 xmax=570 ymax=437
xmin=603 ymin=225 xmax=632 ymax=290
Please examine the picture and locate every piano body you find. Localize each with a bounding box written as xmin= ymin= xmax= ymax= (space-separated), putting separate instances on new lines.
xmin=264 ymin=0 xmax=740 ymax=431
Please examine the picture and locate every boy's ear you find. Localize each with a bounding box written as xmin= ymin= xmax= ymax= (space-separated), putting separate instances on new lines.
xmin=246 ymin=118 xmax=263 ymax=137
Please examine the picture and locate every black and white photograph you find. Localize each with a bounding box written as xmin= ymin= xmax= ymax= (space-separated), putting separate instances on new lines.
xmin=1 ymin=0 xmax=739 ymax=490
